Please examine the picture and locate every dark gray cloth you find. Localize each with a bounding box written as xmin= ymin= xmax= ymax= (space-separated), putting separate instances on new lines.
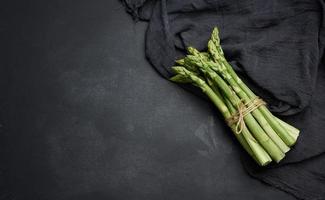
xmin=122 ymin=0 xmax=325 ymax=199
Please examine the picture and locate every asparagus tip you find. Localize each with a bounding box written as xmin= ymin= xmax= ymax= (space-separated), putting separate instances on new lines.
xmin=187 ymin=46 xmax=200 ymax=55
xmin=175 ymin=58 xmax=185 ymax=66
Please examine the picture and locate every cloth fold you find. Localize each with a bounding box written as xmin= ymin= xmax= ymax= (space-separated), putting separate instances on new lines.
xmin=122 ymin=0 xmax=325 ymax=199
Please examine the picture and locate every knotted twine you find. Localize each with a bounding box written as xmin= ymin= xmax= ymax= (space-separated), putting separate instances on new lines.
xmin=226 ymin=96 xmax=266 ymax=134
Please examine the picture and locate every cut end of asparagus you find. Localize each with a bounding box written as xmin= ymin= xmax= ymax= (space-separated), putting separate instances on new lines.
xmin=275 ymin=117 xmax=300 ymax=143
xmin=274 ymin=154 xmax=286 ymax=163
xmin=289 ymin=129 xmax=300 ymax=142
xmin=260 ymin=159 xmax=272 ymax=166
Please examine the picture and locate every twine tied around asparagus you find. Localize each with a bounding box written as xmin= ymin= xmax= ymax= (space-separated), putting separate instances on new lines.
xmin=226 ymin=96 xmax=266 ymax=134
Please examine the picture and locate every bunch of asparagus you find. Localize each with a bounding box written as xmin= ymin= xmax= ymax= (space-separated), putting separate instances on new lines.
xmin=170 ymin=27 xmax=300 ymax=166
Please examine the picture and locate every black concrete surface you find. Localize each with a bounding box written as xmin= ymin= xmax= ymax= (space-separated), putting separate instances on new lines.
xmin=1 ymin=0 xmax=295 ymax=199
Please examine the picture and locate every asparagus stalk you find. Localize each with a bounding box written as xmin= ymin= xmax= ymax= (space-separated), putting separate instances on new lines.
xmin=171 ymin=67 xmax=271 ymax=165
xmin=208 ymin=28 xmax=297 ymax=146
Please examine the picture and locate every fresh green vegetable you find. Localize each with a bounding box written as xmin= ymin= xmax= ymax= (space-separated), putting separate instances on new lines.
xmin=170 ymin=27 xmax=300 ymax=165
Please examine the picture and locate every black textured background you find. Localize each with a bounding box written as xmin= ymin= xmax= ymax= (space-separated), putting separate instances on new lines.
xmin=1 ymin=0 xmax=295 ymax=199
